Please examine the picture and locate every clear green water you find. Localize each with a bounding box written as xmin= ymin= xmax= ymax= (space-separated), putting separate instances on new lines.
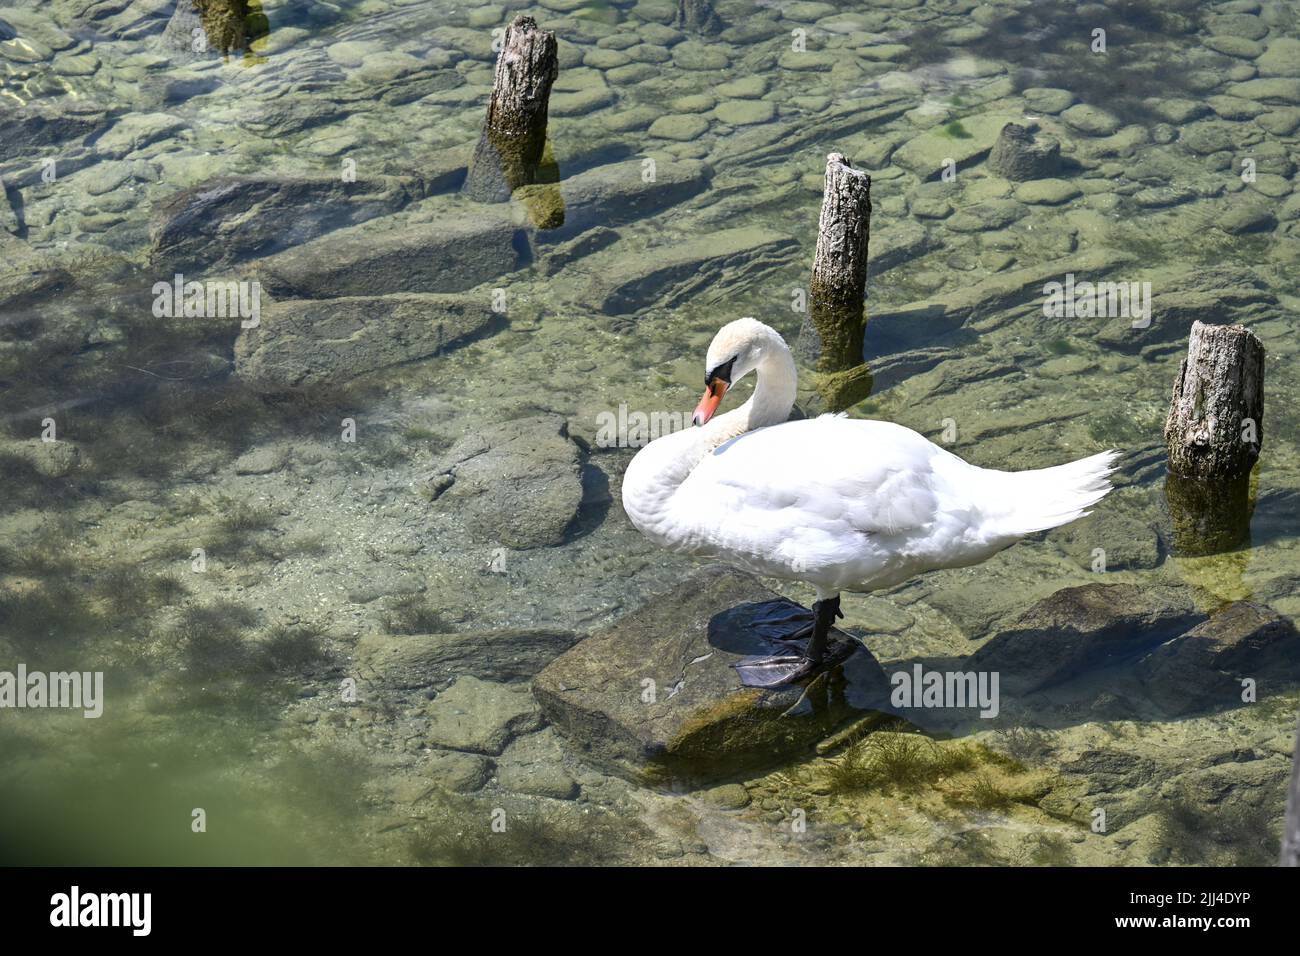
xmin=2 ymin=0 xmax=1298 ymax=866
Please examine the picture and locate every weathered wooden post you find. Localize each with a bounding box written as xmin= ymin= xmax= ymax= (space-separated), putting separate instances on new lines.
xmin=674 ymin=0 xmax=723 ymax=34
xmin=796 ymin=153 xmax=873 ymax=411
xmin=162 ymin=0 xmax=266 ymax=59
xmin=1163 ymin=320 xmax=1265 ymax=555
xmin=462 ymin=16 xmax=560 ymax=207
xmin=1284 ymin=705 xmax=1300 ymax=866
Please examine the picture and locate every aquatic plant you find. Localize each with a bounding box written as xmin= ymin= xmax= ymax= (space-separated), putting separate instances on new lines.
xmin=260 ymin=623 xmax=329 ymax=672
xmin=993 ymin=724 xmax=1056 ymax=764
xmin=951 ymin=773 xmax=1016 ymax=811
xmin=407 ymin=795 xmax=639 ymax=867
xmin=0 ymin=581 xmax=103 ymax=658
xmin=167 ymin=601 xmax=262 ymax=681
xmin=1155 ymin=793 xmax=1280 ymax=866
xmin=380 ymin=593 xmax=449 ymax=635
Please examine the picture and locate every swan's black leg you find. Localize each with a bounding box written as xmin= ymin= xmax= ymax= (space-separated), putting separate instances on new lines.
xmin=734 ymin=595 xmax=843 ymax=688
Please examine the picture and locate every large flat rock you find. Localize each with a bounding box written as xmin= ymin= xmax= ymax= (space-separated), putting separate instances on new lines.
xmin=1138 ymin=602 xmax=1300 ymax=716
xmin=233 ymin=292 xmax=496 ymax=390
xmin=966 ymin=583 xmax=1200 ymax=696
xmin=251 ymin=200 xmax=519 ymax=298
xmin=532 ymin=567 xmax=890 ymax=786
xmin=892 ymin=112 xmax=1021 ymax=179
xmin=534 ymin=157 xmax=710 ymax=243
xmin=586 ymin=226 xmax=797 ymax=314
xmin=423 ymin=414 xmax=585 ymax=550
xmin=356 ymin=627 xmax=580 ymax=686
xmin=149 ymin=173 xmax=422 ymax=271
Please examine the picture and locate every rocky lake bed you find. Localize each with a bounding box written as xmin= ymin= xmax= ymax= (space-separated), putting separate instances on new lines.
xmin=2 ymin=0 xmax=1299 ymax=865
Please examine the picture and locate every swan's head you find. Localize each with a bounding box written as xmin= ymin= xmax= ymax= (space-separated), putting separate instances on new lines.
xmin=693 ymin=317 xmax=783 ymax=426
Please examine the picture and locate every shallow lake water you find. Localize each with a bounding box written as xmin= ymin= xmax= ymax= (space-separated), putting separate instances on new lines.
xmin=2 ymin=0 xmax=1299 ymax=866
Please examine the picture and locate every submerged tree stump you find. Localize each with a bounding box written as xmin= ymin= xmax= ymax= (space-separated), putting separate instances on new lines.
xmin=1165 ymin=321 xmax=1264 ymax=480
xmin=161 ymin=0 xmax=266 ymax=58
xmin=462 ymin=16 xmax=560 ymax=205
xmin=1163 ymin=321 xmax=1265 ymax=556
xmin=673 ymin=0 xmax=723 ymax=34
xmin=796 ymin=153 xmax=873 ymax=410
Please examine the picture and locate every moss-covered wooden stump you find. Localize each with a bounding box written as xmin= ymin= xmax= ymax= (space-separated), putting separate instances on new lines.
xmin=462 ymin=15 xmax=560 ymax=211
xmin=795 ymin=153 xmax=873 ymax=412
xmin=162 ymin=0 xmax=267 ymax=59
xmin=532 ymin=567 xmax=889 ymax=787
xmin=1163 ymin=320 xmax=1265 ymax=555
xmin=674 ymin=0 xmax=723 ymax=34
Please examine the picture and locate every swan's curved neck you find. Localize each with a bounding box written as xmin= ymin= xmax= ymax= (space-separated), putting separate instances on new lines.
xmin=699 ymin=337 xmax=797 ymax=450
xmin=625 ymin=332 xmax=799 ymax=526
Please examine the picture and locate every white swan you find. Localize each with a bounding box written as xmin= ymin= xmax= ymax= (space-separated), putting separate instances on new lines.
xmin=621 ymin=317 xmax=1117 ymax=687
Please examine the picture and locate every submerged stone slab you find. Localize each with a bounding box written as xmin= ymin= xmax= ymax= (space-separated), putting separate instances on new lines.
xmin=233 ymin=293 xmax=495 ymax=390
xmin=252 ymin=202 xmax=519 ymax=298
xmin=892 ymin=112 xmax=1020 ymax=179
xmin=532 ymin=567 xmax=890 ymax=786
xmin=966 ymin=583 xmax=1199 ymax=696
xmin=423 ymin=414 xmax=584 ymax=550
xmin=356 ymin=627 xmax=581 ymax=686
xmin=150 ymin=173 xmax=422 ymax=271
xmin=1138 ymin=602 xmax=1300 ymax=716
xmin=586 ymin=226 xmax=797 ymax=314
xmin=536 ymin=157 xmax=710 ymax=243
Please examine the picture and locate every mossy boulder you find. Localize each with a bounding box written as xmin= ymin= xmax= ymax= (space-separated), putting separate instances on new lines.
xmin=532 ymin=567 xmax=890 ymax=787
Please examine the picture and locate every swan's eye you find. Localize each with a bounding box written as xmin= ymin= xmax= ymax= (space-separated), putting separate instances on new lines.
xmin=706 ymin=357 xmax=736 ymax=387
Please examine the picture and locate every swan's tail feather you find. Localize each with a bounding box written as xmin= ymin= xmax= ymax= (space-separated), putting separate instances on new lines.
xmin=984 ymin=450 xmax=1120 ymax=538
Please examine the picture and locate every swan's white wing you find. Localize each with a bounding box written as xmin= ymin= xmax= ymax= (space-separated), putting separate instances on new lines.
xmin=670 ymin=417 xmax=968 ymax=589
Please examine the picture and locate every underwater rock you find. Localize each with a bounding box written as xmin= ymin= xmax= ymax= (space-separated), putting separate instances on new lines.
xmin=253 ymin=204 xmax=519 ymax=298
xmin=95 ymin=112 xmax=188 ymax=159
xmin=1138 ymin=603 xmax=1300 ymax=717
xmin=1217 ymin=201 xmax=1276 ymax=234
xmin=423 ymin=414 xmax=584 ymax=550
xmin=865 ymin=248 xmax=1134 ymax=355
xmin=424 ymin=676 xmax=544 ymax=756
xmin=0 ymin=100 xmax=113 ymax=151
xmin=232 ymin=445 xmax=285 ymax=475
xmin=150 ymin=173 xmax=422 ymax=271
xmin=233 ymin=293 xmax=496 ymax=390
xmin=585 ymin=226 xmax=797 ymax=314
xmin=1013 ymin=179 xmax=1080 ymax=205
xmin=532 ymin=566 xmax=891 ymax=786
xmin=495 ymin=729 xmax=579 ymax=799
xmin=1060 ymin=104 xmax=1122 ymax=136
xmin=1021 ymin=87 xmax=1075 ymax=114
xmin=356 ymin=627 xmax=581 ymax=687
xmin=967 ymin=583 xmax=1199 ymax=696
xmin=424 ymin=750 xmax=492 ymax=794
xmin=536 ymin=225 xmax=619 ymax=277
xmin=987 ymin=123 xmax=1060 ymax=181
xmin=534 ymin=157 xmax=709 ymax=244
xmin=1092 ymin=266 xmax=1277 ymax=353
xmin=891 ymin=112 xmax=1021 ymax=179
xmin=3 ymin=438 xmax=82 ymax=478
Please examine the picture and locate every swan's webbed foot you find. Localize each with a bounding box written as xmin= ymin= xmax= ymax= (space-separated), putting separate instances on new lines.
xmin=733 ymin=652 xmax=820 ymax=688
xmin=734 ymin=596 xmax=843 ymax=688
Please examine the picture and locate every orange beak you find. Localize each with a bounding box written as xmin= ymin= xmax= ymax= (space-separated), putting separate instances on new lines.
xmin=693 ymin=378 xmax=727 ymax=426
